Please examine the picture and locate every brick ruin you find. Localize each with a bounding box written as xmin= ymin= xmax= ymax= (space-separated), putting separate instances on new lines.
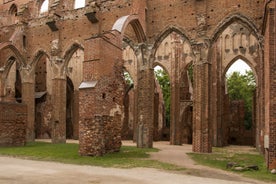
xmin=0 ymin=0 xmax=275 ymax=169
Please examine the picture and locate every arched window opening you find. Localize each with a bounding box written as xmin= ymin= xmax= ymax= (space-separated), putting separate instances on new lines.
xmin=65 ymin=48 xmax=84 ymax=140
xmin=122 ymin=70 xmax=134 ymax=140
xmin=233 ymin=33 xmax=240 ymax=51
xmin=15 ymin=66 xmax=22 ymax=103
xmin=23 ymin=35 xmax=27 ymax=49
xmin=9 ymin=4 xmax=19 ymax=24
xmin=66 ymin=77 xmax=74 ymax=139
xmin=154 ymin=65 xmax=170 ymax=141
xmin=154 ymin=66 xmax=170 ymax=128
xmin=124 ymin=71 xmax=134 ymax=86
xmin=180 ymin=64 xmax=193 ymax=101
xmin=9 ymin=4 xmax=17 ymax=16
xmin=40 ymin=0 xmax=49 ymax=14
xmin=225 ymin=59 xmax=256 ymax=145
xmin=74 ymin=0 xmax=86 ymax=9
xmin=225 ymin=34 xmax=231 ymax=51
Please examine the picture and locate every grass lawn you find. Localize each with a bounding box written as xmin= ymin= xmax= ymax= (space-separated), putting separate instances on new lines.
xmin=188 ymin=147 xmax=276 ymax=183
xmin=0 ymin=142 xmax=183 ymax=171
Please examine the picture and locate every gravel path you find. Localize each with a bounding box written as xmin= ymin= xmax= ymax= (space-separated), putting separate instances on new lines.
xmin=0 ymin=140 xmax=270 ymax=184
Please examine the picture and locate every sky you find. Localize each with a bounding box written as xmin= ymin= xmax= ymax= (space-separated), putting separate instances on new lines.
xmin=226 ymin=59 xmax=251 ymax=75
xmin=41 ymin=0 xmax=85 ymax=12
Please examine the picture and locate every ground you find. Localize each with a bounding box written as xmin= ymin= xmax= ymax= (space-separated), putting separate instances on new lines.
xmin=0 ymin=141 xmax=270 ymax=184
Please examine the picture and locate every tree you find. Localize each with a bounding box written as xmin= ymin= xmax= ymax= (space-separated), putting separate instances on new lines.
xmin=124 ymin=71 xmax=133 ymax=85
xmin=226 ymin=70 xmax=256 ymax=129
xmin=155 ymin=69 xmax=170 ymax=126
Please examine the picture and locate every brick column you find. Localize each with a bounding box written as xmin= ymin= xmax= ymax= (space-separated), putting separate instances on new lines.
xmin=136 ymin=44 xmax=154 ymax=148
xmin=51 ymin=77 xmax=67 ymax=143
xmin=192 ymin=39 xmax=212 ymax=153
xmin=21 ymin=67 xmax=35 ymax=142
xmin=79 ymin=31 xmax=123 ymax=156
xmin=22 ymin=82 xmax=35 ymax=142
xmin=264 ymin=3 xmax=276 ymax=169
xmin=170 ymin=40 xmax=181 ymax=145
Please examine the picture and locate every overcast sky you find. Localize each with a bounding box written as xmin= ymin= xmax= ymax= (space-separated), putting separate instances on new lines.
xmin=226 ymin=59 xmax=251 ymax=75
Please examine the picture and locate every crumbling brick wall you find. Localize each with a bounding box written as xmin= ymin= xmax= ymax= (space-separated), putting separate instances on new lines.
xmin=0 ymin=0 xmax=274 ymax=169
xmin=79 ymin=31 xmax=124 ymax=156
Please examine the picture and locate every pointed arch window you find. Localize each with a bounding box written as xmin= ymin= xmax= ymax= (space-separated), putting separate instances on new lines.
xmin=40 ymin=0 xmax=49 ymax=14
xmin=74 ymin=0 xmax=86 ymax=9
xmin=9 ymin=4 xmax=17 ymax=16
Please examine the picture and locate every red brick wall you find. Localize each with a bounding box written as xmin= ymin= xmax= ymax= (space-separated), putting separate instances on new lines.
xmin=0 ymin=102 xmax=27 ymax=146
xmin=79 ymin=31 xmax=124 ymax=156
xmin=264 ymin=1 xmax=276 ymax=169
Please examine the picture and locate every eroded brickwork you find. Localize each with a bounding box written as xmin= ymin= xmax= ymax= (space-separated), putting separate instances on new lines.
xmin=0 ymin=0 xmax=275 ymax=168
xmin=264 ymin=0 xmax=276 ymax=169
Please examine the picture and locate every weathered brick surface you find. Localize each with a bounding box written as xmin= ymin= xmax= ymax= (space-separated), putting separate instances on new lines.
xmin=227 ymin=100 xmax=255 ymax=146
xmin=0 ymin=0 xmax=274 ymax=168
xmin=0 ymin=102 xmax=27 ymax=146
xmin=264 ymin=0 xmax=276 ymax=169
xmin=79 ymin=31 xmax=124 ymax=155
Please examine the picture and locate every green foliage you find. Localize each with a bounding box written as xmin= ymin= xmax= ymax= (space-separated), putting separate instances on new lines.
xmin=226 ymin=70 xmax=256 ymax=129
xmin=155 ymin=69 xmax=171 ymax=126
xmin=0 ymin=142 xmax=183 ymax=170
xmin=188 ymin=147 xmax=275 ymax=182
xmin=124 ymin=71 xmax=133 ymax=85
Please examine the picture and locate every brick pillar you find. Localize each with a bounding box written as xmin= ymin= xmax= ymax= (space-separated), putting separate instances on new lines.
xmin=136 ymin=44 xmax=154 ymax=148
xmin=51 ymin=78 xmax=66 ymax=143
xmin=20 ymin=67 xmax=35 ymax=142
xmin=79 ymin=31 xmax=124 ymax=156
xmin=170 ymin=40 xmax=181 ymax=145
xmin=192 ymin=40 xmax=212 ymax=153
xmin=22 ymin=82 xmax=35 ymax=142
xmin=264 ymin=3 xmax=276 ymax=169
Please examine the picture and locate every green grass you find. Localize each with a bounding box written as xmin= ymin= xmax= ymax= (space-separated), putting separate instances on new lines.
xmin=0 ymin=142 xmax=183 ymax=170
xmin=188 ymin=147 xmax=276 ymax=183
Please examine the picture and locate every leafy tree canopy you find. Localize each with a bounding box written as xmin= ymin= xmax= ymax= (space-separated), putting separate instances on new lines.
xmin=155 ymin=68 xmax=170 ymax=126
xmin=226 ymin=70 xmax=256 ymax=129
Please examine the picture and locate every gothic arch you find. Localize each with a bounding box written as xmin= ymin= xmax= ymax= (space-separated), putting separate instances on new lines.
xmin=152 ymin=26 xmax=192 ymax=56
xmin=112 ymin=15 xmax=146 ymax=43
xmin=223 ymin=55 xmax=258 ymax=86
xmin=31 ymin=49 xmax=50 ymax=69
xmin=211 ymin=14 xmax=261 ymax=45
xmin=63 ymin=42 xmax=84 ymax=67
xmin=2 ymin=56 xmax=16 ymax=79
xmin=152 ymin=62 xmax=170 ymax=79
xmin=210 ymin=15 xmax=262 ymax=147
xmin=9 ymin=4 xmax=18 ymax=16
xmin=0 ymin=42 xmax=25 ymax=66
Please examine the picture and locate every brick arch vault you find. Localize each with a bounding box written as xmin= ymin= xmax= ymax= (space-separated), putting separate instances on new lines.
xmin=209 ymin=14 xmax=266 ymax=160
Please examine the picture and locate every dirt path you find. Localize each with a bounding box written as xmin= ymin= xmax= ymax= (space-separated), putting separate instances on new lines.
xmin=0 ymin=156 xmax=263 ymax=184
xmin=147 ymin=141 xmax=267 ymax=184
xmin=123 ymin=141 xmax=267 ymax=184
xmin=5 ymin=140 xmax=267 ymax=184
